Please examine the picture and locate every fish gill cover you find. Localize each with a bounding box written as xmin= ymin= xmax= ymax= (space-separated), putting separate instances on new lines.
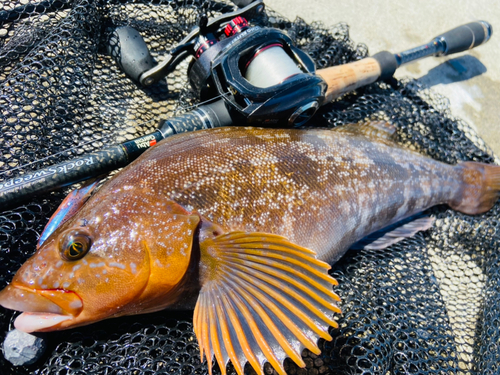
xmin=0 ymin=0 xmax=499 ymax=374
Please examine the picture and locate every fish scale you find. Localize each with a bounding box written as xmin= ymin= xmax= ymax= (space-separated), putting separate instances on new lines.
xmin=1 ymin=124 xmax=499 ymax=375
xmin=95 ymin=125 xmax=457 ymax=262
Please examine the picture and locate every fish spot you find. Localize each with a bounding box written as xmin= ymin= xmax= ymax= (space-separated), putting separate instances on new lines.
xmin=63 ymin=282 xmax=70 ymax=288
xmin=38 ymin=277 xmax=43 ymax=285
xmin=72 ymin=265 xmax=81 ymax=272
xmin=53 ymin=282 xmax=60 ymax=288
xmin=130 ymin=263 xmax=137 ymax=274
xmin=41 ymin=284 xmax=48 ymax=289
xmin=109 ymin=262 xmax=126 ymax=270
xmin=55 ymin=261 xmax=63 ymax=268
xmin=69 ymin=272 xmax=74 ymax=279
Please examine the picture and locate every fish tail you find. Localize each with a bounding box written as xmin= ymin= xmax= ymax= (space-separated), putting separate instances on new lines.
xmin=450 ymin=161 xmax=500 ymax=215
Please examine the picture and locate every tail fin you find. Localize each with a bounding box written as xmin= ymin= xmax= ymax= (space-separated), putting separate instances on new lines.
xmin=450 ymin=161 xmax=500 ymax=215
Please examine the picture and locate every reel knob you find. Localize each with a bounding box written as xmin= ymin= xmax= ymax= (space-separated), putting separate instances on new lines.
xmin=107 ymin=26 xmax=155 ymax=83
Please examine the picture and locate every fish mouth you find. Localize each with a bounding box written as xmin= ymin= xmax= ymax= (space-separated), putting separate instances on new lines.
xmin=0 ymin=284 xmax=83 ymax=332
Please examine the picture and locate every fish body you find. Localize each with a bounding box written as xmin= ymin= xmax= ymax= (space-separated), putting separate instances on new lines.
xmin=1 ymin=123 xmax=499 ymax=375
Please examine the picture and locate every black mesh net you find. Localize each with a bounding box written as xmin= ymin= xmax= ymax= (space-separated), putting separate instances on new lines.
xmin=1 ymin=1 xmax=499 ymax=374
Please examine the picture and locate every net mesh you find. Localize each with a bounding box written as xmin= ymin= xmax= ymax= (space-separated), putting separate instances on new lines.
xmin=1 ymin=1 xmax=499 ymax=374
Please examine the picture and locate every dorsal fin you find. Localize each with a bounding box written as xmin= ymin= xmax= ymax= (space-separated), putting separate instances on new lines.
xmin=194 ymin=231 xmax=341 ymax=375
xmin=334 ymin=120 xmax=397 ymax=143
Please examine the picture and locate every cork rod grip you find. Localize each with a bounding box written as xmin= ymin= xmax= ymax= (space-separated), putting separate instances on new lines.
xmin=316 ymin=57 xmax=382 ymax=102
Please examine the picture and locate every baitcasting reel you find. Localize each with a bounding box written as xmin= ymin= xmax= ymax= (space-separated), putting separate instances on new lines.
xmin=108 ymin=0 xmax=326 ymax=127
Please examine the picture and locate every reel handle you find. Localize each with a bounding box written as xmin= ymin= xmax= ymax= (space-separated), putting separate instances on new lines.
xmin=107 ymin=26 xmax=156 ymax=83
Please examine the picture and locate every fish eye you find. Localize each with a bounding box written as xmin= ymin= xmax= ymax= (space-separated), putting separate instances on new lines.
xmin=59 ymin=229 xmax=92 ymax=261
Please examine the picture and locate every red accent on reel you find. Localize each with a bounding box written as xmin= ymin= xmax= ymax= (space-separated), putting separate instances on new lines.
xmin=195 ymin=39 xmax=218 ymax=58
xmin=224 ymin=16 xmax=249 ymax=37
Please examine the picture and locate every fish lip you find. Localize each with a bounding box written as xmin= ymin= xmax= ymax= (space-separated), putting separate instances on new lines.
xmin=0 ymin=283 xmax=83 ymax=318
xmin=14 ymin=312 xmax=75 ymax=333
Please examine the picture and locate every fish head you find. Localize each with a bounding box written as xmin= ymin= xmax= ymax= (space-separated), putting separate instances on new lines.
xmin=0 ymin=190 xmax=201 ymax=332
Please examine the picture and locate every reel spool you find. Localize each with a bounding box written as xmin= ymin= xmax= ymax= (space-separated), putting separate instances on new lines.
xmin=244 ymin=43 xmax=303 ymax=88
xmin=188 ymin=14 xmax=326 ymax=127
xmin=220 ymin=17 xmax=303 ymax=89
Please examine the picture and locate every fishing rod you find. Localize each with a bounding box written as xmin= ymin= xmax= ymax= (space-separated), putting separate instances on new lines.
xmin=0 ymin=0 xmax=492 ymax=207
xmin=317 ymin=20 xmax=493 ymax=102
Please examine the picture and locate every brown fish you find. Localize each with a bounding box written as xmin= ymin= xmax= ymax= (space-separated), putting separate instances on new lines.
xmin=1 ymin=122 xmax=499 ymax=375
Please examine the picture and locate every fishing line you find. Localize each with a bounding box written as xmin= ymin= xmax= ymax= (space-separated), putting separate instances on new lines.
xmin=244 ymin=44 xmax=302 ymax=88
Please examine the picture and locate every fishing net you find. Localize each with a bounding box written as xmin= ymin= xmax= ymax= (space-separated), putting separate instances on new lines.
xmin=0 ymin=1 xmax=499 ymax=374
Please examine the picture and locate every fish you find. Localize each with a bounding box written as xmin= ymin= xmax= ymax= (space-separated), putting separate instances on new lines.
xmin=1 ymin=122 xmax=500 ymax=375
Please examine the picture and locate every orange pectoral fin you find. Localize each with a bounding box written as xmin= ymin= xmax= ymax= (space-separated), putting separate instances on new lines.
xmin=194 ymin=231 xmax=341 ymax=375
